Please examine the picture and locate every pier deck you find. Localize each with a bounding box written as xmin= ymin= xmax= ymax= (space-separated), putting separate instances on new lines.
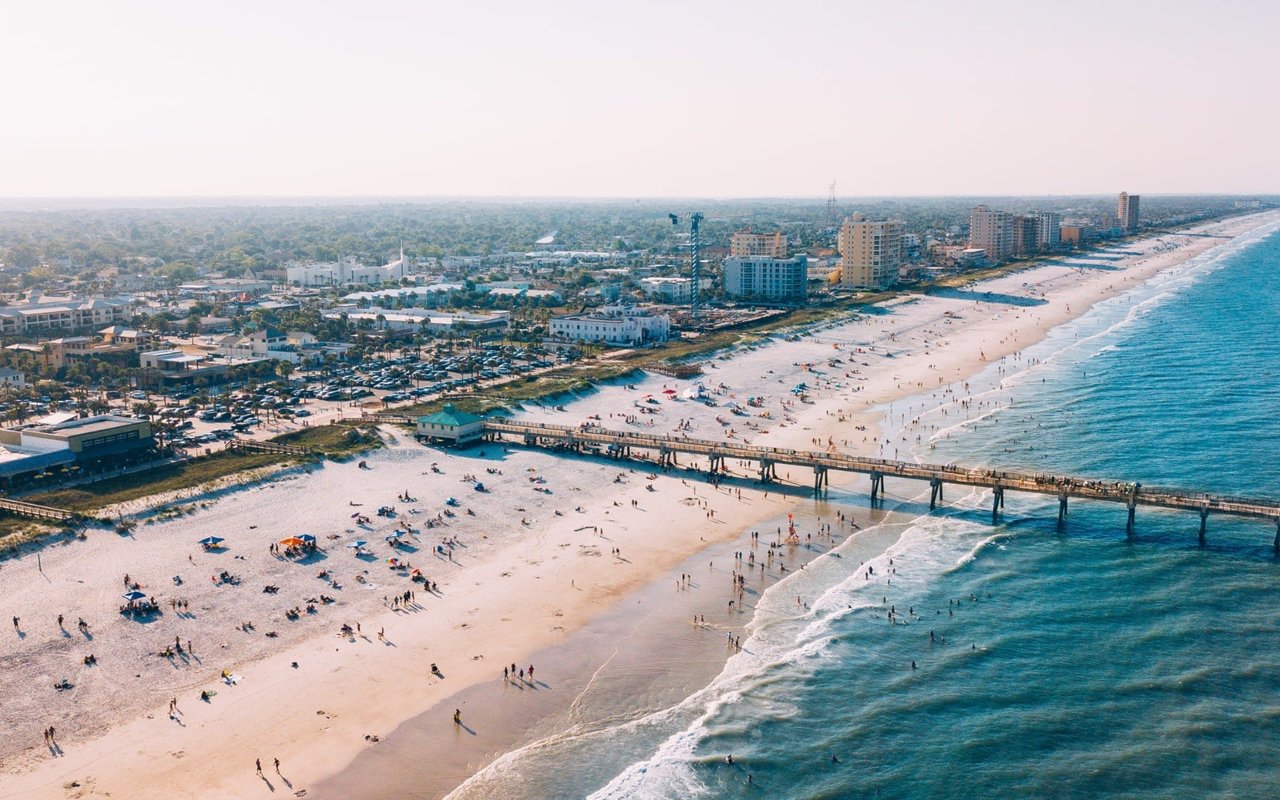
xmin=482 ymin=420 xmax=1280 ymax=547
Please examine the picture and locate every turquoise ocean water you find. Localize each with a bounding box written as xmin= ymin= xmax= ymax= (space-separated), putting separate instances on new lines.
xmin=452 ymin=219 xmax=1280 ymax=799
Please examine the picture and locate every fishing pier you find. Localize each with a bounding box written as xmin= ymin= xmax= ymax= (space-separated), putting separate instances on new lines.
xmin=480 ymin=420 xmax=1280 ymax=550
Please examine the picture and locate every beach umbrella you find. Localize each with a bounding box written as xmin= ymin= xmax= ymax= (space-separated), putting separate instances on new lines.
xmin=662 ymin=389 xmax=677 ymax=395
xmin=279 ymin=537 xmax=305 ymax=547
xmin=197 ymin=536 xmax=224 ymax=546
xmin=299 ymin=534 xmax=317 ymax=544
xmin=346 ymin=539 xmax=368 ymax=549
xmin=122 ymin=590 xmax=146 ymax=602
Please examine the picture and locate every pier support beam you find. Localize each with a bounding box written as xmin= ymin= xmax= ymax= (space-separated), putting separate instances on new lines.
xmin=1125 ymin=483 xmax=1141 ymax=538
xmin=1199 ymin=507 xmax=1209 ymax=547
xmin=929 ymin=477 xmax=944 ymax=510
xmin=870 ymin=470 xmax=883 ymax=504
xmin=1274 ymin=519 xmax=1279 ymax=555
xmin=813 ymin=466 xmax=828 ymax=497
xmin=1057 ymin=489 xmax=1069 ymax=528
xmin=991 ymin=485 xmax=1004 ymax=523
xmin=759 ymin=459 xmax=774 ymax=484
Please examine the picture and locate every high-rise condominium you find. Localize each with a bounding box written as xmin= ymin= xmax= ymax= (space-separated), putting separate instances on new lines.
xmin=838 ymin=214 xmax=904 ymax=290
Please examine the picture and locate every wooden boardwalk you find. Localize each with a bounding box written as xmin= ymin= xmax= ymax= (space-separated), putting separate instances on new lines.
xmin=0 ymin=497 xmax=75 ymax=522
xmin=227 ymin=439 xmax=312 ymax=457
xmin=481 ymin=420 xmax=1280 ymax=548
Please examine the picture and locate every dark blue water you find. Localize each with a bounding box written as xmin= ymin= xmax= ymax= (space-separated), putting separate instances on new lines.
xmin=585 ymin=222 xmax=1280 ymax=799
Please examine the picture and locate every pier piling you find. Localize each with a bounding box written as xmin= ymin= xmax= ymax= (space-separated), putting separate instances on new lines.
xmin=929 ymin=477 xmax=944 ymax=510
xmin=1199 ymin=507 xmax=1209 ymax=546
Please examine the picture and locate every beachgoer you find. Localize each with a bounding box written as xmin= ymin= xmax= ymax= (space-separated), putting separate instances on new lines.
xmin=256 ymin=758 xmax=263 ymax=776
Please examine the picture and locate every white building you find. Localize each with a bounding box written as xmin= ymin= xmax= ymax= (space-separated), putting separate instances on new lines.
xmin=0 ymin=367 xmax=25 ymax=388
xmin=0 ymin=296 xmax=135 ymax=335
xmin=549 ymin=305 xmax=670 ymax=347
xmin=286 ymin=248 xmax=410 ymax=287
xmin=639 ymin=277 xmax=712 ymax=303
xmin=216 ymin=328 xmax=300 ymax=363
xmin=322 ymin=307 xmax=510 ymax=334
xmin=722 ymin=256 xmax=808 ymax=303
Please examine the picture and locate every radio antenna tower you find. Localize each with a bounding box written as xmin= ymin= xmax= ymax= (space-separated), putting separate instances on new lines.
xmin=826 ymin=181 xmax=838 ymax=226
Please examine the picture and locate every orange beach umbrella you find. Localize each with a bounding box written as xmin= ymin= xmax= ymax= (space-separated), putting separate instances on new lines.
xmin=279 ymin=537 xmax=305 ymax=547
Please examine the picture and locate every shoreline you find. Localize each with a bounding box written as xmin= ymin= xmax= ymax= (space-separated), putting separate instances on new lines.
xmin=2 ymin=210 xmax=1276 ymax=800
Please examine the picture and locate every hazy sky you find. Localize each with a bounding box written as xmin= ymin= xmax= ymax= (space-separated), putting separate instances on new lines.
xmin=3 ymin=0 xmax=1276 ymax=197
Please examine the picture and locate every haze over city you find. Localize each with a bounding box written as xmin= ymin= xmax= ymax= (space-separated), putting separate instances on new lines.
xmin=4 ymin=0 xmax=1277 ymax=198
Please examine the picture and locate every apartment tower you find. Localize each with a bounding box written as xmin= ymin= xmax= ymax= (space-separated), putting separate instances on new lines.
xmin=838 ymin=214 xmax=904 ymax=290
xmin=969 ymin=205 xmax=1015 ymax=262
xmin=1117 ymin=192 xmax=1140 ymax=231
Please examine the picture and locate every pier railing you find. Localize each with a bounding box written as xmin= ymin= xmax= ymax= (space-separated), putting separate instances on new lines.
xmin=480 ymin=420 xmax=1280 ymax=547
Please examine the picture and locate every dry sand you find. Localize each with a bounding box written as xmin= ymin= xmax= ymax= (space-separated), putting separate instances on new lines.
xmin=1 ymin=211 xmax=1276 ymax=800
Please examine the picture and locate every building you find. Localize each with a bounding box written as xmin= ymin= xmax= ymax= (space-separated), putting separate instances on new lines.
xmin=837 ymin=214 xmax=904 ymax=290
xmin=321 ymin=308 xmax=510 ymax=335
xmin=722 ymin=256 xmax=808 ymax=303
xmin=639 ymin=277 xmax=712 ymax=303
xmin=415 ymin=404 xmax=486 ymax=446
xmin=216 ymin=328 xmax=298 ymax=363
xmin=1012 ymin=215 xmax=1040 ymax=257
xmin=1060 ymin=225 xmax=1088 ymax=245
xmin=0 ymin=368 xmax=25 ymax=388
xmin=0 ymin=296 xmax=135 ymax=335
xmin=286 ymin=248 xmax=410 ymax=287
xmin=1035 ymin=212 xmax=1062 ymax=249
xmin=1118 ymin=192 xmax=1140 ymax=231
xmin=0 ymin=415 xmax=154 ymax=481
xmin=968 ymin=206 xmax=1015 ymax=262
xmin=549 ymin=305 xmax=670 ymax=347
xmin=730 ymin=229 xmax=788 ymax=258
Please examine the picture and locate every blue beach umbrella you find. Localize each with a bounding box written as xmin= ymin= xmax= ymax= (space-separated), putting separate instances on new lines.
xmin=299 ymin=534 xmax=317 ymax=544
xmin=345 ymin=539 xmax=368 ymax=549
xmin=122 ymin=590 xmax=147 ymax=602
xmin=198 ymin=536 xmax=224 ymax=546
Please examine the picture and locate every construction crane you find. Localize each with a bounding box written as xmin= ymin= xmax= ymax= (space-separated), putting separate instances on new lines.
xmin=668 ymin=211 xmax=704 ymax=321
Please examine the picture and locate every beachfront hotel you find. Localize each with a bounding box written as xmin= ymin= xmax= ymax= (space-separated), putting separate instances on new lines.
xmin=837 ymin=214 xmax=904 ymax=290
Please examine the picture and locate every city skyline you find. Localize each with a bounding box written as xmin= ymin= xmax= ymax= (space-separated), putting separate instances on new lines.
xmin=3 ymin=0 xmax=1277 ymax=198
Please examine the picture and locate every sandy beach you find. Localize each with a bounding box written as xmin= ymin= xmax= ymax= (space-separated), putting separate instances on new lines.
xmin=2 ymin=210 xmax=1276 ymax=800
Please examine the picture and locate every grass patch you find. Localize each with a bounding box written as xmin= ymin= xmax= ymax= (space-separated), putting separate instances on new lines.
xmin=0 ymin=516 xmax=62 ymax=554
xmin=272 ymin=424 xmax=384 ymax=459
xmin=26 ymin=450 xmax=301 ymax=514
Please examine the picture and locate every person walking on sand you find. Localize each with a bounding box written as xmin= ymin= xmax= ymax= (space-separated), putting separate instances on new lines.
xmin=274 ymin=757 xmax=280 ymax=773
xmin=256 ymin=758 xmax=263 ymax=776
xmin=453 ymin=708 xmax=462 ymax=724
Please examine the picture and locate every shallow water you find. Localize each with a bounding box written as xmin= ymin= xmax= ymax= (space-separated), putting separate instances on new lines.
xmin=560 ymin=222 xmax=1280 ymax=799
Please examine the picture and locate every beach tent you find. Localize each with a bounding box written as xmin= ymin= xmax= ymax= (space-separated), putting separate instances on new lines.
xmin=279 ymin=537 xmax=305 ymax=547
xmin=122 ymin=590 xmax=147 ymax=602
xmin=299 ymin=534 xmax=317 ymax=544
xmin=197 ymin=536 xmax=224 ymax=547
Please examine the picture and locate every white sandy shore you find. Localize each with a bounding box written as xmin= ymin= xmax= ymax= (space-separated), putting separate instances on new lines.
xmin=1 ymin=210 xmax=1276 ymax=800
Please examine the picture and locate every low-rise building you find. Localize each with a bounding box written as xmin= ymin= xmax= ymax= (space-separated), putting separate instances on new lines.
xmin=286 ymin=249 xmax=410 ymax=287
xmin=0 ymin=414 xmax=154 ymax=481
xmin=415 ymin=404 xmax=486 ymax=446
xmin=322 ymin=308 xmax=510 ymax=335
xmin=549 ymin=305 xmax=670 ymax=347
xmin=722 ymin=256 xmax=808 ymax=304
xmin=639 ymin=277 xmax=712 ymax=303
xmin=0 ymin=296 xmax=135 ymax=335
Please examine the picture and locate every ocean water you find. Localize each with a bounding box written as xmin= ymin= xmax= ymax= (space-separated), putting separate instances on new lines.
xmin=452 ymin=220 xmax=1280 ymax=799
